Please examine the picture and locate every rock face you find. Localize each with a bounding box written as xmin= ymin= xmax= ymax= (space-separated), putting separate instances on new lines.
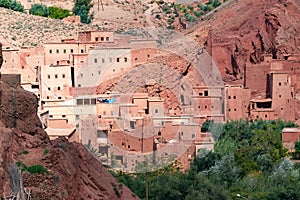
xmin=0 ymin=43 xmax=137 ymax=199
xmin=196 ymin=0 xmax=300 ymax=83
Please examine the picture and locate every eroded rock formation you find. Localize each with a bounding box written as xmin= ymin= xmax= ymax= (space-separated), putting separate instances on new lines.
xmin=196 ymin=0 xmax=300 ymax=83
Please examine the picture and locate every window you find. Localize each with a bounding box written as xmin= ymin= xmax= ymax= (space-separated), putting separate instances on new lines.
xmin=77 ymin=84 xmax=81 ymax=87
xmin=70 ymin=49 xmax=73 ymax=53
xmin=155 ymin=109 xmax=158 ymax=113
xmin=81 ymin=49 xmax=84 ymax=53
xmin=234 ymin=108 xmax=237 ymax=111
xmin=116 ymin=58 xmax=120 ymax=62
xmin=76 ymin=115 xmax=80 ymax=120
xmin=192 ymin=134 xmax=195 ymax=139
xmin=84 ymin=99 xmax=90 ymax=105
xmin=147 ymin=54 xmax=150 ymax=58
xmin=49 ymin=50 xmax=52 ymax=54
xmin=111 ymin=111 xmax=114 ymax=116
xmin=106 ymin=37 xmax=109 ymax=41
xmin=95 ymin=37 xmax=98 ymax=41
xmin=109 ymin=58 xmax=112 ymax=62
xmin=199 ymin=93 xmax=203 ymax=96
xmin=48 ymin=87 xmax=51 ymax=91
xmin=62 ymin=115 xmax=66 ymax=118
xmin=265 ymin=114 xmax=268 ymax=118
xmin=279 ymin=82 xmax=281 ymax=86
xmin=205 ymin=105 xmax=207 ymax=109
xmin=103 ymin=111 xmax=106 ymax=116
xmin=102 ymin=58 xmax=105 ymax=63
xmin=91 ymin=98 xmax=96 ymax=105
xmin=124 ymin=57 xmax=127 ymax=62
xmin=204 ymin=90 xmax=208 ymax=96
xmin=279 ymin=95 xmax=281 ymax=98
xmin=63 ymin=49 xmax=66 ymax=53
xmin=113 ymin=69 xmax=115 ymax=72
xmin=80 ymin=73 xmax=83 ymax=78
xmin=49 ymin=115 xmax=53 ymax=118
xmin=228 ymin=96 xmax=231 ymax=99
xmin=228 ymin=109 xmax=231 ymax=112
xmin=47 ymin=96 xmax=49 ymax=99
xmin=58 ymin=86 xmax=61 ymax=90
xmin=94 ymin=58 xmax=97 ymax=63
xmin=62 ymin=74 xmax=65 ymax=78
xmin=98 ymin=71 xmax=101 ymax=74
xmin=101 ymin=37 xmax=104 ymax=41
xmin=55 ymin=74 xmax=58 ymax=78
xmin=56 ymin=49 xmax=59 ymax=54
xmin=58 ymin=97 xmax=62 ymax=99
xmin=48 ymin=75 xmax=50 ymax=79
xmin=77 ymin=99 xmax=83 ymax=105
xmin=233 ymin=96 xmax=236 ymax=99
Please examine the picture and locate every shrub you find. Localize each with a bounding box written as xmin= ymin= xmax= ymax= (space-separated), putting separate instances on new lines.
xmin=49 ymin=6 xmax=71 ymax=19
xmin=43 ymin=148 xmax=49 ymax=155
xmin=29 ymin=3 xmax=49 ymax=17
xmin=0 ymin=0 xmax=24 ymax=12
xmin=26 ymin=165 xmax=48 ymax=174
xmin=22 ymin=150 xmax=29 ymax=155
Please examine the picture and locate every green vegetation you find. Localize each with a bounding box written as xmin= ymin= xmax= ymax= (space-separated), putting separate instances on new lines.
xmin=49 ymin=6 xmax=72 ymax=19
xmin=0 ymin=0 xmax=24 ymax=12
xmin=29 ymin=4 xmax=49 ymax=17
xmin=22 ymin=150 xmax=29 ymax=155
xmin=43 ymin=148 xmax=49 ymax=155
xmin=112 ymin=120 xmax=300 ymax=199
xmin=16 ymin=161 xmax=48 ymax=174
xmin=29 ymin=4 xmax=71 ymax=19
xmin=72 ymin=0 xmax=94 ymax=24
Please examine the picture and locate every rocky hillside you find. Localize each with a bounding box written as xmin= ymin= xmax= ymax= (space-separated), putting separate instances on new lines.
xmin=190 ymin=0 xmax=300 ymax=83
xmin=0 ymin=44 xmax=137 ymax=199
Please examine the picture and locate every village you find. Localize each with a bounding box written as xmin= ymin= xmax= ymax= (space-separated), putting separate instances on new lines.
xmin=1 ymin=29 xmax=300 ymax=172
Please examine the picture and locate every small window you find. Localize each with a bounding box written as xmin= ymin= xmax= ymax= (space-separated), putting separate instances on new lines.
xmin=128 ymin=145 xmax=130 ymax=149
xmin=102 ymin=58 xmax=105 ymax=63
xmin=111 ymin=111 xmax=114 ymax=116
xmin=98 ymin=71 xmax=101 ymax=74
xmin=228 ymin=96 xmax=231 ymax=99
xmin=49 ymin=50 xmax=52 ymax=54
xmin=103 ymin=111 xmax=106 ymax=116
xmin=48 ymin=75 xmax=50 ymax=79
xmin=55 ymin=74 xmax=58 ymax=78
xmin=63 ymin=49 xmax=66 ymax=53
xmin=279 ymin=95 xmax=281 ymax=98
xmin=47 ymin=96 xmax=49 ymax=99
xmin=109 ymin=58 xmax=112 ymax=62
xmin=81 ymin=49 xmax=84 ymax=53
xmin=56 ymin=49 xmax=59 ymax=54
xmin=279 ymin=82 xmax=281 ymax=86
xmin=48 ymin=87 xmax=51 ymax=91
xmin=58 ymin=86 xmax=61 ymax=90
xmin=94 ymin=58 xmax=97 ymax=63
xmin=62 ymin=115 xmax=66 ymax=118
xmin=106 ymin=37 xmax=109 ymax=41
xmin=116 ymin=58 xmax=120 ymax=62
xmin=62 ymin=74 xmax=65 ymax=78
xmin=49 ymin=115 xmax=53 ymax=118
xmin=155 ymin=109 xmax=158 ymax=113
xmin=78 ymin=84 xmax=81 ymax=87
xmin=199 ymin=93 xmax=203 ymax=96
xmin=70 ymin=49 xmax=73 ymax=53
xmin=192 ymin=134 xmax=195 ymax=139
xmin=91 ymin=98 xmax=96 ymax=105
xmin=76 ymin=115 xmax=80 ymax=120
xmin=265 ymin=114 xmax=268 ymax=118
xmin=101 ymin=37 xmax=104 ymax=41
xmin=58 ymin=97 xmax=62 ymax=99
xmin=95 ymin=37 xmax=98 ymax=41
xmin=77 ymin=99 xmax=83 ymax=105
xmin=147 ymin=54 xmax=150 ymax=58
xmin=228 ymin=108 xmax=231 ymax=112
xmin=124 ymin=57 xmax=128 ymax=62
xmin=80 ymin=73 xmax=83 ymax=77
xmin=204 ymin=90 xmax=208 ymax=96
xmin=205 ymin=105 xmax=207 ymax=109
xmin=233 ymin=96 xmax=236 ymax=99
xmin=234 ymin=108 xmax=237 ymax=111
xmin=113 ymin=69 xmax=115 ymax=72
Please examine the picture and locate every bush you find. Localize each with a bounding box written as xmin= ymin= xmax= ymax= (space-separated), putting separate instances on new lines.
xmin=26 ymin=165 xmax=48 ymax=174
xmin=49 ymin=6 xmax=71 ymax=19
xmin=29 ymin=3 xmax=49 ymax=17
xmin=22 ymin=150 xmax=29 ymax=154
xmin=0 ymin=0 xmax=24 ymax=12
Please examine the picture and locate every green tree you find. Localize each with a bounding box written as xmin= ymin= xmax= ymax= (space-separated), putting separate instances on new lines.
xmin=72 ymin=0 xmax=94 ymax=24
xmin=0 ymin=0 xmax=24 ymax=12
xmin=29 ymin=3 xmax=49 ymax=17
